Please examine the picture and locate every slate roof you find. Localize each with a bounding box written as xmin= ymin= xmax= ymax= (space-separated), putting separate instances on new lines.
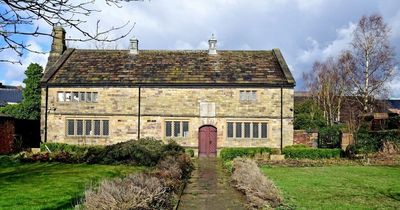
xmin=0 ymin=86 xmax=23 ymax=106
xmin=42 ymin=48 xmax=295 ymax=86
xmin=387 ymin=100 xmax=400 ymax=109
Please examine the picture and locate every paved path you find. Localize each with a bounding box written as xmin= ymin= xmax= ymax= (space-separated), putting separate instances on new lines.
xmin=178 ymin=158 xmax=246 ymax=210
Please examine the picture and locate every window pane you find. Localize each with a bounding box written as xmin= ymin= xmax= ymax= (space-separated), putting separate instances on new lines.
xmin=227 ymin=122 xmax=233 ymax=138
xmin=261 ymin=123 xmax=268 ymax=138
xmin=253 ymin=123 xmax=259 ymax=138
xmin=165 ymin=121 xmax=172 ymax=137
xmin=251 ymin=91 xmax=257 ymax=101
xmin=92 ymin=92 xmax=98 ymax=102
xmin=244 ymin=122 xmax=251 ymax=138
xmin=57 ymin=92 xmax=65 ymax=102
xmin=85 ymin=120 xmax=92 ymax=136
xmin=102 ymin=120 xmax=109 ymax=136
xmin=76 ymin=120 xmax=83 ymax=135
xmin=86 ymin=92 xmax=92 ymax=102
xmin=65 ymin=92 xmax=72 ymax=102
xmin=239 ymin=91 xmax=245 ymax=101
xmin=94 ymin=120 xmax=101 ymax=136
xmin=246 ymin=90 xmax=251 ymax=101
xmin=183 ymin=121 xmax=189 ymax=137
xmin=72 ymin=92 xmax=79 ymax=102
xmin=236 ymin=122 xmax=242 ymax=138
xmin=174 ymin=121 xmax=181 ymax=137
xmin=79 ymin=92 xmax=85 ymax=101
xmin=67 ymin=119 xmax=74 ymax=136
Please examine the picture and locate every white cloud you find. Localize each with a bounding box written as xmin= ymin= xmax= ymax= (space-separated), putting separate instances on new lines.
xmin=0 ymin=39 xmax=47 ymax=85
xmin=0 ymin=0 xmax=399 ymax=97
xmin=296 ymin=22 xmax=355 ymax=65
xmin=388 ymin=66 xmax=400 ymax=98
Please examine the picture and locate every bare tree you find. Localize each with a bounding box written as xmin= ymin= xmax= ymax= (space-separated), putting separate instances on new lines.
xmin=349 ymin=14 xmax=396 ymax=112
xmin=0 ymin=0 xmax=139 ymax=64
xmin=304 ymin=52 xmax=351 ymax=126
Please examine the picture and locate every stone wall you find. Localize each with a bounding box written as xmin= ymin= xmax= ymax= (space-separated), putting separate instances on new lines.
xmin=41 ymin=86 xmax=294 ymax=148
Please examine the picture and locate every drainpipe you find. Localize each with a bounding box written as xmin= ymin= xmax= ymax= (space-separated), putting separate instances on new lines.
xmin=44 ymin=86 xmax=49 ymax=143
xmin=137 ymin=85 xmax=141 ymax=140
xmin=280 ymin=85 xmax=283 ymax=154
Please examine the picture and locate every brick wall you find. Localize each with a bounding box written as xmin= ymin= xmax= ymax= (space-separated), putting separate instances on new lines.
xmin=293 ymin=130 xmax=318 ymax=147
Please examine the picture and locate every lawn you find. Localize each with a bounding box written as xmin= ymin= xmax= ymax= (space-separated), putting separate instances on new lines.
xmin=261 ymin=166 xmax=400 ymax=210
xmin=0 ymin=156 xmax=146 ymax=209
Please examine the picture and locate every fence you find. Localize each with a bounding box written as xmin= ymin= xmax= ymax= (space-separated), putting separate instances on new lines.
xmin=0 ymin=115 xmax=40 ymax=154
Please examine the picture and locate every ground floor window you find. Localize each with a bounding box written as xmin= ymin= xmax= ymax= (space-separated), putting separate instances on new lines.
xmin=66 ymin=119 xmax=109 ymax=137
xmin=227 ymin=121 xmax=268 ymax=139
xmin=165 ymin=120 xmax=189 ymax=138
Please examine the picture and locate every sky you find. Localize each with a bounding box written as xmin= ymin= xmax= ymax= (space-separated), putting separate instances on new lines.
xmin=1 ymin=0 xmax=399 ymax=98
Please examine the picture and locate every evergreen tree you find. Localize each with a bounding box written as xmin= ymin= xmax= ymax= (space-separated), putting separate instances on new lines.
xmin=0 ymin=63 xmax=43 ymax=120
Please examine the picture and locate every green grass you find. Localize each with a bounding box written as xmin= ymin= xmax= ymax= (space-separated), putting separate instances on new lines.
xmin=0 ymin=156 xmax=146 ymax=209
xmin=261 ymin=166 xmax=400 ymax=210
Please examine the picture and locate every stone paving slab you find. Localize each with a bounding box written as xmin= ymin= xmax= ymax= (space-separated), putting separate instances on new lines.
xmin=178 ymin=158 xmax=246 ymax=210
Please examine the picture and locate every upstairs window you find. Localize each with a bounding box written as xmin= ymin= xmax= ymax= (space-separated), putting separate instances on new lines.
xmin=58 ymin=91 xmax=98 ymax=102
xmin=239 ymin=90 xmax=257 ymax=102
xmin=165 ymin=120 xmax=189 ymax=138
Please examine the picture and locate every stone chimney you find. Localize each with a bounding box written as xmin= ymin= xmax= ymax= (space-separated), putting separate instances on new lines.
xmin=208 ymin=34 xmax=217 ymax=55
xmin=45 ymin=26 xmax=66 ymax=72
xmin=129 ymin=36 xmax=139 ymax=54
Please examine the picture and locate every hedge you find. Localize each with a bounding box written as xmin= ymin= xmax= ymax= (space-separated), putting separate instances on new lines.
xmin=40 ymin=143 xmax=102 ymax=153
xmin=356 ymin=129 xmax=400 ymax=153
xmin=283 ymin=146 xmax=341 ymax=159
xmin=29 ymin=138 xmax=185 ymax=166
xmin=220 ymin=147 xmax=272 ymax=161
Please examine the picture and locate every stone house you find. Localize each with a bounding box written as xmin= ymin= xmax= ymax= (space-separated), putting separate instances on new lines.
xmin=41 ymin=27 xmax=295 ymax=157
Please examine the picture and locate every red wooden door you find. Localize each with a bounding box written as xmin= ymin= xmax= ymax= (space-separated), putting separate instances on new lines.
xmin=198 ymin=125 xmax=217 ymax=157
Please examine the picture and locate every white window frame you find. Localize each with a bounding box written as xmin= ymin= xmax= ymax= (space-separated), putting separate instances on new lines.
xmin=165 ymin=120 xmax=190 ymax=138
xmin=226 ymin=121 xmax=268 ymax=140
xmin=66 ymin=119 xmax=109 ymax=137
xmin=57 ymin=91 xmax=98 ymax=103
xmin=239 ymin=90 xmax=257 ymax=102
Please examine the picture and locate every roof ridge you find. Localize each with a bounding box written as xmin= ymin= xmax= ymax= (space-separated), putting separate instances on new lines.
xmin=72 ymin=48 xmax=274 ymax=53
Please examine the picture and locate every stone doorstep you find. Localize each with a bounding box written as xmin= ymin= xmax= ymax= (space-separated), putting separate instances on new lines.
xmin=270 ymin=154 xmax=285 ymax=161
xmin=31 ymin=148 xmax=41 ymax=153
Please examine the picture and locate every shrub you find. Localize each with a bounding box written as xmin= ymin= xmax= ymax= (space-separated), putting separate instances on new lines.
xmin=95 ymin=138 xmax=184 ymax=166
xmin=185 ymin=149 xmax=195 ymax=157
xmin=28 ymin=138 xmax=186 ymax=166
xmin=161 ymin=140 xmax=185 ymax=157
xmin=83 ymin=173 xmax=171 ymax=210
xmin=355 ymin=129 xmax=400 ymax=154
xmin=318 ymin=125 xmax=343 ymax=148
xmin=283 ymin=146 xmax=341 ymax=159
xmin=155 ymin=154 xmax=193 ymax=192
xmin=220 ymin=147 xmax=272 ymax=161
xmin=231 ymin=158 xmax=283 ymax=209
xmin=97 ymin=138 xmax=163 ymax=166
xmin=40 ymin=143 xmax=101 ymax=153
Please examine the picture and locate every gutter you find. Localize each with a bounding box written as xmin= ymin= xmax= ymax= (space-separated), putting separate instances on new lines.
xmin=138 ymin=85 xmax=141 ymax=140
xmin=41 ymin=82 xmax=295 ymax=88
xmin=280 ymin=85 xmax=283 ymax=153
xmin=44 ymin=85 xmax=49 ymax=143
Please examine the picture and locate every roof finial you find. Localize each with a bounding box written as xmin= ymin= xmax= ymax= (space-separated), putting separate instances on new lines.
xmin=208 ymin=33 xmax=217 ymax=55
xmin=129 ymin=35 xmax=139 ymax=55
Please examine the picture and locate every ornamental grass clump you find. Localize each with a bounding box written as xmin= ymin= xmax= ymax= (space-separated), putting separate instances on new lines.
xmin=83 ymin=173 xmax=171 ymax=210
xmin=231 ymin=158 xmax=283 ymax=209
xmin=82 ymin=153 xmax=193 ymax=209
